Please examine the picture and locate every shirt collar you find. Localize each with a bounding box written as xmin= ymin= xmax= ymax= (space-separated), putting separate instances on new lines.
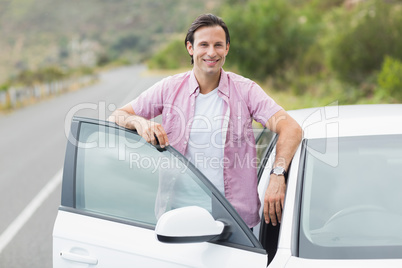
xmin=189 ymin=71 xmax=199 ymax=96
xmin=217 ymin=69 xmax=229 ymax=98
xmin=188 ymin=69 xmax=230 ymax=97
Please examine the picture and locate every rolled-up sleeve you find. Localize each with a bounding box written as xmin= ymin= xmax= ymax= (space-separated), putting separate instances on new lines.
xmin=247 ymin=83 xmax=283 ymax=126
xmin=130 ymin=78 xmax=166 ymax=119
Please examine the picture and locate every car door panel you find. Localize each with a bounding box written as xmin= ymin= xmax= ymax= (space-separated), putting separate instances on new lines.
xmin=54 ymin=211 xmax=267 ymax=268
xmin=53 ymin=117 xmax=268 ymax=267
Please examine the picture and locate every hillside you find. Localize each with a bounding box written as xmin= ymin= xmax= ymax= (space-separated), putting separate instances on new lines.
xmin=0 ymin=0 xmax=221 ymax=83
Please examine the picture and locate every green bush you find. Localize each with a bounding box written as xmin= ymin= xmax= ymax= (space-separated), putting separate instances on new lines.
xmin=0 ymin=83 xmax=9 ymax=92
xmin=147 ymin=39 xmax=189 ymax=70
xmin=15 ymin=70 xmax=36 ymax=86
xmin=377 ymin=56 xmax=402 ymax=101
xmin=9 ymin=65 xmax=96 ymax=88
xmin=15 ymin=66 xmax=66 ymax=85
xmin=40 ymin=66 xmax=66 ymax=82
xmin=221 ymin=0 xmax=320 ymax=80
xmin=97 ymin=53 xmax=112 ymax=67
xmin=325 ymin=0 xmax=402 ymax=84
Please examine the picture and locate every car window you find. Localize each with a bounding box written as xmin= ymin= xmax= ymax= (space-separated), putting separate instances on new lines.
xmin=75 ymin=122 xmax=212 ymax=226
xmin=69 ymin=120 xmax=263 ymax=250
xmin=299 ymin=134 xmax=402 ymax=259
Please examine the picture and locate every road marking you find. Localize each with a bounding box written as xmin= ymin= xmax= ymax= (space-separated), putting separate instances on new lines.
xmin=0 ymin=169 xmax=63 ymax=254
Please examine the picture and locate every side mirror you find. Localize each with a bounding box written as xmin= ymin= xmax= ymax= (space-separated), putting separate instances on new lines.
xmin=155 ymin=206 xmax=225 ymax=243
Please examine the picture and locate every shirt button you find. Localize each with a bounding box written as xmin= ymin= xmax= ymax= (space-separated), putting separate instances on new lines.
xmin=184 ymin=141 xmax=187 ymax=145
xmin=238 ymin=116 xmax=241 ymax=120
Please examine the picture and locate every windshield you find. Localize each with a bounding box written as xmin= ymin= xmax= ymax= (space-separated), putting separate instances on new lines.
xmin=299 ymin=134 xmax=402 ymax=259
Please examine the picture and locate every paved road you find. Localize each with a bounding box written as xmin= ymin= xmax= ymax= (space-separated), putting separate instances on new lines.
xmin=0 ymin=65 xmax=167 ymax=267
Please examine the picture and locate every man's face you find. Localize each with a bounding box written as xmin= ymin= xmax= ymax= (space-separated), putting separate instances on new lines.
xmin=186 ymin=25 xmax=230 ymax=78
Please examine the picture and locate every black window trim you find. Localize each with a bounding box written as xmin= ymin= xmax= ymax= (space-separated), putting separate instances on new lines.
xmin=291 ymin=138 xmax=307 ymax=257
xmin=256 ymin=129 xmax=278 ymax=183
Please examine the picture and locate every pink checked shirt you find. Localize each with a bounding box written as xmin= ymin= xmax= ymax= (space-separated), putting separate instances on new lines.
xmin=130 ymin=69 xmax=282 ymax=227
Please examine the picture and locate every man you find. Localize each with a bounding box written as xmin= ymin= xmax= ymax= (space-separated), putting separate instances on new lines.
xmin=108 ymin=14 xmax=302 ymax=228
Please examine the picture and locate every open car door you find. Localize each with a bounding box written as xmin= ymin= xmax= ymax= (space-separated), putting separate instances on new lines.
xmin=53 ymin=117 xmax=268 ymax=267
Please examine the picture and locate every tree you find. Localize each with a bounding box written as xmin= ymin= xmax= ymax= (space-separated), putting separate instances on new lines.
xmin=221 ymin=0 xmax=318 ymax=80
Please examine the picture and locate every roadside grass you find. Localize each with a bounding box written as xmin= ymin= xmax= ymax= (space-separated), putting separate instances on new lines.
xmin=260 ymin=74 xmax=400 ymax=111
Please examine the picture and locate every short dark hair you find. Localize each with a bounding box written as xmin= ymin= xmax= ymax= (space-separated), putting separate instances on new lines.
xmin=185 ymin=14 xmax=230 ymax=64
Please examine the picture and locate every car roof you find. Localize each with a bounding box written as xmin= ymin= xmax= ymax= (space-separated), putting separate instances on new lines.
xmin=287 ymin=104 xmax=402 ymax=139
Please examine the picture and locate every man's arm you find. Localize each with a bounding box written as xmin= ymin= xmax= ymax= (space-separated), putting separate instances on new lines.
xmin=108 ymin=103 xmax=169 ymax=148
xmin=264 ymin=109 xmax=302 ymax=226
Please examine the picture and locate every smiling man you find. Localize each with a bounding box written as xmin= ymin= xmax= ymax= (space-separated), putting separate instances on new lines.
xmin=109 ymin=14 xmax=302 ymax=228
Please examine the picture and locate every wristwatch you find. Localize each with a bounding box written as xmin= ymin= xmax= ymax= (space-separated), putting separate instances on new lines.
xmin=270 ymin=166 xmax=287 ymax=176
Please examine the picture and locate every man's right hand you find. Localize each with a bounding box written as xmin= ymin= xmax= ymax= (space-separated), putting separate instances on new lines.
xmin=108 ymin=104 xmax=169 ymax=148
xmin=132 ymin=116 xmax=169 ymax=148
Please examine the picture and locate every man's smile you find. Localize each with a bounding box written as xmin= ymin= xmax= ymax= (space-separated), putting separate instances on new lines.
xmin=203 ymin=58 xmax=220 ymax=66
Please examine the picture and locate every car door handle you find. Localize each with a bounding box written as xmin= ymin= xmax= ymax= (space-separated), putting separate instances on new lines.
xmin=60 ymin=251 xmax=98 ymax=265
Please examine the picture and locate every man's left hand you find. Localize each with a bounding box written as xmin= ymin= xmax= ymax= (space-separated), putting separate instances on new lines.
xmin=264 ymin=174 xmax=286 ymax=226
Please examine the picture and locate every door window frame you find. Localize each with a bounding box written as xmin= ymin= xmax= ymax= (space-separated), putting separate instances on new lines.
xmin=255 ymin=127 xmax=278 ymax=182
xmin=61 ymin=116 xmax=266 ymax=254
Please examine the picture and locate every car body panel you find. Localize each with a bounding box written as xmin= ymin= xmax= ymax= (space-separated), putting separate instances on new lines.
xmin=288 ymin=104 xmax=402 ymax=139
xmin=284 ymin=104 xmax=402 ymax=266
xmin=53 ymin=211 xmax=267 ymax=268
xmin=263 ymin=104 xmax=402 ymax=266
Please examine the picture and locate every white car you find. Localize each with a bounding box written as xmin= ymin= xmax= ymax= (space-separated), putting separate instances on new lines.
xmin=53 ymin=104 xmax=402 ymax=267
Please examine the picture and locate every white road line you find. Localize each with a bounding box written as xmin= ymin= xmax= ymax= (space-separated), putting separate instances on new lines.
xmin=0 ymin=169 xmax=63 ymax=254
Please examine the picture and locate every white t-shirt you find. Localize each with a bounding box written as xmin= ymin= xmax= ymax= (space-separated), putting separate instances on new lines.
xmin=184 ymin=88 xmax=225 ymax=195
